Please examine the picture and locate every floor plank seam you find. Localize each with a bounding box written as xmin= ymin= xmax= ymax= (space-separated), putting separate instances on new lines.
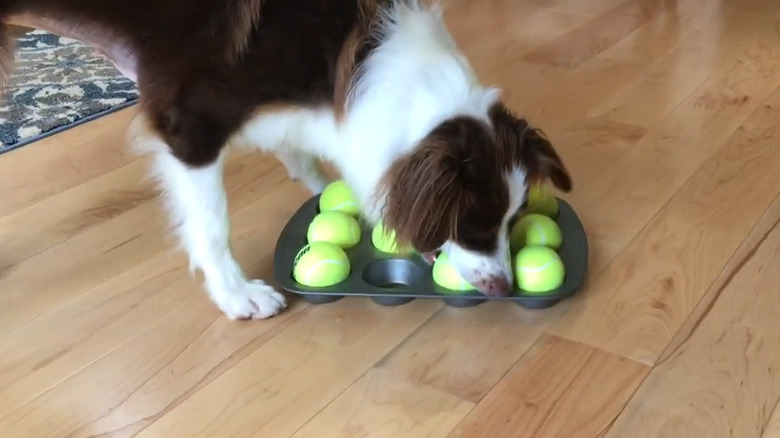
xmin=596 ymin=363 xmax=653 ymax=438
xmin=284 ymin=303 xmax=446 ymax=438
xmin=548 ymin=82 xmax=780 ymax=366
xmin=656 ymin=203 xmax=780 ymax=367
xmin=529 ymin=347 xmax=599 ymax=436
xmin=116 ymin=304 xmax=316 ymax=438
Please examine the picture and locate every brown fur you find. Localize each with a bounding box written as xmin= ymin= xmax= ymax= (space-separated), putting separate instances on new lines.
xmin=378 ymin=116 xmax=510 ymax=253
xmin=227 ymin=0 xmax=265 ymax=64
xmin=1 ymin=0 xmax=572 ymax=258
xmin=1 ymin=0 xmax=366 ymax=167
xmin=0 ymin=0 xmax=575 ymax=306
xmin=489 ymin=103 xmax=572 ymax=191
xmin=378 ymin=108 xmax=572 ymax=255
xmin=332 ymin=0 xmax=387 ymax=121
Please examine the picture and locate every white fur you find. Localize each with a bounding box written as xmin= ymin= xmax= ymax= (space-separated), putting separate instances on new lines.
xmin=236 ymin=0 xmax=503 ymax=220
xmin=238 ymin=1 xmax=523 ymax=294
xmin=128 ymin=0 xmax=523 ymax=317
xmin=131 ymin=116 xmax=286 ymax=320
xmin=443 ymin=168 xmax=528 ymax=292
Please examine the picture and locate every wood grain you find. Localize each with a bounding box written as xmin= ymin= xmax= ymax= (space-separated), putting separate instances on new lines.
xmin=133 ymin=299 xmax=442 ymax=438
xmin=551 ymin=83 xmax=780 ymax=363
xmin=0 ymin=107 xmax=136 ymax=218
xmin=763 ymin=404 xmax=780 ymax=438
xmin=377 ymin=301 xmax=570 ymax=403
xmin=658 ymin=182 xmax=780 ymax=364
xmin=291 ymin=369 xmax=474 ymax=438
xmin=0 ymin=147 xmax=288 ymax=335
xmin=3 ymin=0 xmax=780 ymax=436
xmin=603 ymin=202 xmax=780 ymax=438
xmin=523 ymin=0 xmax=663 ymax=69
xmin=446 ymin=334 xmax=649 ymax=438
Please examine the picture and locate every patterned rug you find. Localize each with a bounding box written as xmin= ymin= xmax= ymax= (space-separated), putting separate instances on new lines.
xmin=0 ymin=30 xmax=139 ymax=154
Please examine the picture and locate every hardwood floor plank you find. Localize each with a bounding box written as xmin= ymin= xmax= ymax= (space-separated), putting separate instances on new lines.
xmin=0 ymin=252 xmax=184 ymax=420
xmin=0 ymin=153 xmax=289 ymax=335
xmin=0 ymin=159 xmax=157 ymax=271
xmin=522 ymin=0 xmax=664 ymax=69
xmin=446 ymin=335 xmax=649 ymax=438
xmin=0 ymin=108 xmax=136 ymax=218
xmin=551 ymin=83 xmax=780 ymax=364
xmin=658 ymin=186 xmax=780 ymax=364
xmin=0 ymin=181 xmax=314 ymax=436
xmin=763 ymin=403 xmax=780 ymax=438
xmin=549 ymin=0 xmax=640 ymax=16
xmin=291 ymin=369 xmax=474 ymax=438
xmin=590 ymin=5 xmax=780 ymax=128
xmin=596 ymin=0 xmax=739 ymax=65
xmin=133 ymin=299 xmax=442 ymax=438
xmin=2 ymin=0 xmax=780 ymax=436
xmin=377 ymin=301 xmax=570 ymax=404
xmin=603 ymin=204 xmax=780 ymax=438
xmin=549 ymin=116 xmax=646 ymax=185
xmin=0 ymin=280 xmax=311 ymax=438
xmin=565 ymin=30 xmax=780 ymax=281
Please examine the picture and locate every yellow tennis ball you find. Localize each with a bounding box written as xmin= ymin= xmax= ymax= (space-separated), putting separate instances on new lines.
xmin=307 ymin=211 xmax=362 ymax=249
xmin=319 ymin=180 xmax=360 ymax=217
xmin=526 ymin=185 xmax=559 ymax=218
xmin=509 ymin=213 xmax=562 ymax=253
xmin=371 ymin=222 xmax=412 ymax=254
xmin=514 ymin=246 xmax=565 ymax=293
xmin=432 ymin=252 xmax=475 ymax=293
xmin=292 ymin=242 xmax=350 ymax=287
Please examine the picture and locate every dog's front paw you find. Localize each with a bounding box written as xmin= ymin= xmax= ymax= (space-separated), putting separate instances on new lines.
xmin=217 ymin=280 xmax=287 ymax=320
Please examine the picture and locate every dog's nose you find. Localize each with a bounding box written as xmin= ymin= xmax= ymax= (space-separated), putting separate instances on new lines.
xmin=475 ymin=275 xmax=513 ymax=297
xmin=421 ymin=252 xmax=438 ymax=265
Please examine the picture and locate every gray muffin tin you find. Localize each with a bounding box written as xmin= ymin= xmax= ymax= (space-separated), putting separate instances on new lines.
xmin=273 ymin=195 xmax=588 ymax=309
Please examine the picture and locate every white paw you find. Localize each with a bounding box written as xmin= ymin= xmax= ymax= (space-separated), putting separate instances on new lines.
xmin=217 ymin=280 xmax=287 ymax=320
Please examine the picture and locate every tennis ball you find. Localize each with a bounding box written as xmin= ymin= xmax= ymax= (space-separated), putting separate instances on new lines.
xmin=371 ymin=222 xmax=412 ymax=254
xmin=432 ymin=252 xmax=475 ymax=293
xmin=292 ymin=242 xmax=350 ymax=287
xmin=526 ymin=185 xmax=559 ymax=218
xmin=307 ymin=211 xmax=362 ymax=249
xmin=509 ymin=213 xmax=562 ymax=253
xmin=514 ymin=246 xmax=565 ymax=293
xmin=319 ymin=180 xmax=360 ymax=217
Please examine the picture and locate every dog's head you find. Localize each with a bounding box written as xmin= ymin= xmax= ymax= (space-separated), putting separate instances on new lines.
xmin=378 ymin=103 xmax=571 ymax=297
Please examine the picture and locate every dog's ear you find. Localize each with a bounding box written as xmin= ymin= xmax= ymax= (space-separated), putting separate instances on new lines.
xmin=378 ymin=117 xmax=499 ymax=252
xmin=518 ymin=127 xmax=572 ymax=192
xmin=490 ymin=104 xmax=572 ymax=192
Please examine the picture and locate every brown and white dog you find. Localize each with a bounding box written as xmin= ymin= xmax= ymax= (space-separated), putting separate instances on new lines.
xmin=0 ymin=0 xmax=572 ymax=320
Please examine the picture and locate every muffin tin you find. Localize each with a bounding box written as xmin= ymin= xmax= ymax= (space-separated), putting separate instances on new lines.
xmin=273 ymin=195 xmax=588 ymax=309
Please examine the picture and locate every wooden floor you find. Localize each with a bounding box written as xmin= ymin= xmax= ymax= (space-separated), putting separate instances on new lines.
xmin=3 ymin=0 xmax=780 ymax=436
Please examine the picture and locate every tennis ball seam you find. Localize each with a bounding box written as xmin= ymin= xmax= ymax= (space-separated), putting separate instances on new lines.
xmin=304 ymin=259 xmax=348 ymax=285
xmin=531 ymin=222 xmax=547 ymax=245
xmin=329 ymin=201 xmax=358 ymax=212
xmin=517 ymin=259 xmax=556 ymax=273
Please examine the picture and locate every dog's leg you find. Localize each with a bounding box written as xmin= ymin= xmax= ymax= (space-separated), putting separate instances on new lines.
xmin=277 ymin=149 xmax=331 ymax=194
xmin=151 ymin=147 xmax=287 ymax=320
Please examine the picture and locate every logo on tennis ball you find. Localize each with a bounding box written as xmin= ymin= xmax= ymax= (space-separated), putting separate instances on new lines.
xmin=513 ymin=246 xmax=565 ymax=294
xmin=307 ymin=211 xmax=362 ymax=249
xmin=292 ymin=242 xmax=351 ymax=287
xmin=509 ymin=213 xmax=562 ymax=253
xmin=319 ymin=180 xmax=360 ymax=217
